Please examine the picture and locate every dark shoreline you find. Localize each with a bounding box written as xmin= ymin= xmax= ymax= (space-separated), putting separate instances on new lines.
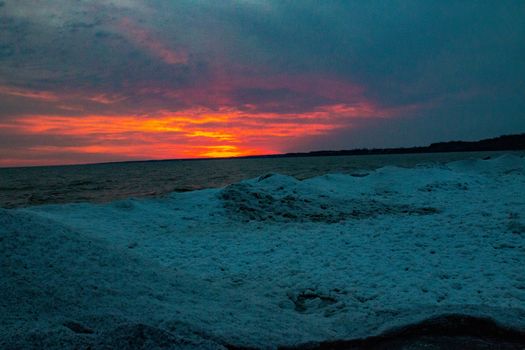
xmin=1 ymin=133 xmax=524 ymax=170
xmin=244 ymin=133 xmax=525 ymax=160
xmin=227 ymin=314 xmax=525 ymax=350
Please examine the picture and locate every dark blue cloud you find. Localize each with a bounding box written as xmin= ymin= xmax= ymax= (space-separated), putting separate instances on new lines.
xmin=220 ymin=1 xmax=525 ymax=106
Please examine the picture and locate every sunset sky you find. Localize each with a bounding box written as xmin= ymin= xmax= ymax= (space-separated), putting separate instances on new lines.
xmin=1 ymin=1 xmax=524 ymax=167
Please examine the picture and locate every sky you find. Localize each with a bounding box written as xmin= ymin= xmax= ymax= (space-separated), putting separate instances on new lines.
xmin=1 ymin=0 xmax=524 ymax=167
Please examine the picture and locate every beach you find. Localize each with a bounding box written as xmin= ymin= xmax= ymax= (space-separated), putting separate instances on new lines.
xmin=1 ymin=153 xmax=525 ymax=349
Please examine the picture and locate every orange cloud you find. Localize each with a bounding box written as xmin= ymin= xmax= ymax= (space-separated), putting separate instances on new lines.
xmin=2 ymin=100 xmax=393 ymax=166
xmin=0 ymin=69 xmax=423 ymax=167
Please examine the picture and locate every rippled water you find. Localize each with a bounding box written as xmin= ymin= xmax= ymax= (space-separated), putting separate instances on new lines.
xmin=0 ymin=151 xmax=518 ymax=208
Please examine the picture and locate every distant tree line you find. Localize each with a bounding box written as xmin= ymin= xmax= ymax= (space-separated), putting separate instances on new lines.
xmin=243 ymin=133 xmax=525 ymax=159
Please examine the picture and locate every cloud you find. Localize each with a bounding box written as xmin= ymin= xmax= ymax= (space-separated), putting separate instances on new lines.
xmin=0 ymin=1 xmax=524 ymax=166
xmin=118 ymin=18 xmax=188 ymax=65
xmin=0 ymin=86 xmax=59 ymax=101
xmin=0 ymin=94 xmax=403 ymax=166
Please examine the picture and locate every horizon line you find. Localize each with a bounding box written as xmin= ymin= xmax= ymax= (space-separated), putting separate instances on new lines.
xmin=1 ymin=132 xmax=523 ymax=170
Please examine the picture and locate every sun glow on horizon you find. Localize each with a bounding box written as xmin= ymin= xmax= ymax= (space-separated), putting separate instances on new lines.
xmin=0 ymin=99 xmax=402 ymax=167
xmin=0 ymin=60 xmax=417 ymax=168
xmin=0 ymin=85 xmax=418 ymax=167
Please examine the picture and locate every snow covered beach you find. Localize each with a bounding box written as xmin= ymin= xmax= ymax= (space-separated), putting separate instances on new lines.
xmin=1 ymin=154 xmax=525 ymax=349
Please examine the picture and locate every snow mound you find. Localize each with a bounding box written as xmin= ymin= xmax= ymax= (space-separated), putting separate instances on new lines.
xmin=219 ymin=173 xmax=438 ymax=223
xmin=92 ymin=323 xmax=226 ymax=350
xmin=3 ymin=323 xmax=226 ymax=350
xmin=0 ymin=209 xmax=226 ymax=349
xmin=447 ymin=153 xmax=525 ymax=175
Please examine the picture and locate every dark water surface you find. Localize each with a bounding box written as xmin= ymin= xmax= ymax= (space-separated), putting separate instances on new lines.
xmin=0 ymin=151 xmax=519 ymax=208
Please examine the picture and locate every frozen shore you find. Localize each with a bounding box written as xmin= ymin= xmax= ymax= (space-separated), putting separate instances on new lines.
xmin=1 ymin=154 xmax=525 ymax=349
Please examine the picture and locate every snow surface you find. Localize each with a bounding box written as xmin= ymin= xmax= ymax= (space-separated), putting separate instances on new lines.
xmin=1 ymin=154 xmax=525 ymax=349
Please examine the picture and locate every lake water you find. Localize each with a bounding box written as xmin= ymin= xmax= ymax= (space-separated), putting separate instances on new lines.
xmin=0 ymin=151 xmax=519 ymax=208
